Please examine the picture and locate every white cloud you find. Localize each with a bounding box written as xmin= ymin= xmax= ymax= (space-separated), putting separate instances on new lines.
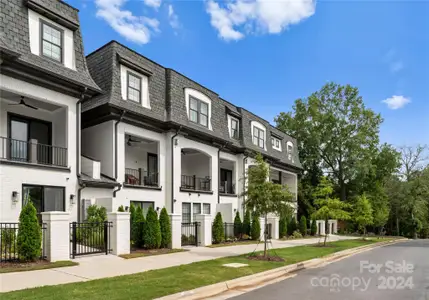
xmin=206 ymin=0 xmax=316 ymax=41
xmin=144 ymin=0 xmax=161 ymax=9
xmin=168 ymin=4 xmax=180 ymax=31
xmin=382 ymin=95 xmax=411 ymax=110
xmin=95 ymin=0 xmax=159 ymax=44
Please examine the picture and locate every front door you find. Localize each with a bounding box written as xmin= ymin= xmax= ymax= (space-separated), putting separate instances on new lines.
xmin=220 ymin=169 xmax=233 ymax=194
xmin=146 ymin=153 xmax=158 ymax=186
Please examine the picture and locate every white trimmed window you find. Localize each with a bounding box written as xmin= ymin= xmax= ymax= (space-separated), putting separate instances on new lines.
xmin=271 ymin=137 xmax=282 ymax=151
xmin=189 ymin=96 xmax=209 ymax=127
xmin=287 ymin=141 xmax=294 ymax=161
xmin=127 ymin=71 xmax=142 ymax=103
xmin=120 ymin=65 xmax=150 ymax=108
xmin=41 ymin=20 xmax=63 ymax=63
xmin=203 ymin=203 xmax=211 ymax=214
xmin=253 ymin=127 xmax=265 ymax=148
xmin=228 ymin=115 xmax=239 ymax=139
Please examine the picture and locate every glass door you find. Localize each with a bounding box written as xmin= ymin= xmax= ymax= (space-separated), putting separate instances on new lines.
xmin=146 ymin=153 xmax=158 ymax=186
xmin=10 ymin=119 xmax=28 ymax=161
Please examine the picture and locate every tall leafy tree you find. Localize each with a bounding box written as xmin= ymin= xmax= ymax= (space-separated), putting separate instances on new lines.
xmin=276 ymin=82 xmax=382 ymax=201
xmin=244 ymin=153 xmax=294 ymax=257
xmin=352 ymin=195 xmax=374 ymax=236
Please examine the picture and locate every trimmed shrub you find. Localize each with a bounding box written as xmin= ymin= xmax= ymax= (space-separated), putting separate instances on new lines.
xmin=233 ymin=212 xmax=242 ymax=238
xmin=279 ymin=216 xmax=287 ymax=238
xmin=250 ymin=213 xmax=261 ymax=241
xmin=212 ymin=212 xmax=224 ymax=244
xmin=299 ymin=216 xmax=307 ymax=236
xmin=243 ymin=210 xmax=251 ymax=236
xmin=87 ymin=205 xmax=107 ymax=224
xmin=288 ymin=217 xmax=297 ymax=236
xmin=17 ymin=201 xmax=42 ymax=261
xmin=159 ymin=207 xmax=171 ymax=248
xmin=118 ymin=205 xmax=125 ymax=212
xmin=144 ymin=207 xmax=161 ymax=249
xmin=1 ymin=228 xmax=17 ymax=256
xmin=292 ymin=230 xmax=303 ymax=239
xmin=310 ymin=219 xmax=317 ymax=236
xmin=133 ymin=206 xmax=145 ymax=248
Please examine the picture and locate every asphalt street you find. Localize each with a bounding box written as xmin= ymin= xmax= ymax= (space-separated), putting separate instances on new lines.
xmin=231 ymin=239 xmax=429 ymax=300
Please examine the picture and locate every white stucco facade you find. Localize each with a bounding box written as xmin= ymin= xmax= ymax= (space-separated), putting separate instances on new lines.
xmin=0 ymin=74 xmax=78 ymax=222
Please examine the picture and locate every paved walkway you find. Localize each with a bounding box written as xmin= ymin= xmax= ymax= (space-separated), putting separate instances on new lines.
xmin=0 ymin=235 xmax=355 ymax=293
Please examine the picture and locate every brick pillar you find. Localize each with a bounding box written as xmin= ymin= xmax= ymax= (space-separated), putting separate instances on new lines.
xmin=195 ymin=214 xmax=212 ymax=246
xmin=267 ymin=216 xmax=279 ymax=239
xmin=107 ymin=212 xmax=130 ymax=255
xmin=170 ymin=213 xmax=182 ymax=249
xmin=41 ymin=212 xmax=70 ymax=262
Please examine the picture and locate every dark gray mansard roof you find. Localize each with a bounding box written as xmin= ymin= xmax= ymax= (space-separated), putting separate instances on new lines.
xmin=85 ymin=41 xmax=302 ymax=170
xmin=0 ymin=0 xmax=100 ymax=93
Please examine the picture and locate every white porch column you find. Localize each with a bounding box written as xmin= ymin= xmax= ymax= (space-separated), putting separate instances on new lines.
xmin=41 ymin=212 xmax=70 ymax=262
xmin=316 ymin=220 xmax=326 ymax=235
xmin=170 ymin=213 xmax=182 ymax=249
xmin=195 ymin=214 xmax=212 ymax=246
xmin=267 ymin=216 xmax=280 ymax=239
xmin=107 ymin=212 xmax=130 ymax=255
xmin=259 ymin=217 xmax=265 ymax=241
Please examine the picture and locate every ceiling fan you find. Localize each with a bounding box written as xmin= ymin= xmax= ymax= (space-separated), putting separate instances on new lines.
xmin=127 ymin=136 xmax=142 ymax=146
xmin=8 ymin=96 xmax=38 ymax=110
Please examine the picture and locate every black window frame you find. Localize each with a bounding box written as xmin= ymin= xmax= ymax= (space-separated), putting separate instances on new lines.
xmin=253 ymin=127 xmax=265 ymax=149
xmin=230 ymin=117 xmax=239 ymax=139
xmin=189 ymin=96 xmax=209 ymax=127
xmin=126 ymin=71 xmax=142 ymax=103
xmin=22 ymin=184 xmax=65 ymax=214
xmin=130 ymin=201 xmax=154 ymax=217
xmin=182 ymin=202 xmax=191 ymax=223
xmin=40 ymin=19 xmax=64 ymax=63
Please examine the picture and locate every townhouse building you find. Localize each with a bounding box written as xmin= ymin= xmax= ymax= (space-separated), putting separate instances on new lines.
xmin=80 ymin=41 xmax=302 ymax=223
xmin=0 ymin=0 xmax=101 ymax=222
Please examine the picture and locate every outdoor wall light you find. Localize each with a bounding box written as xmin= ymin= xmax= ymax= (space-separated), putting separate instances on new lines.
xmin=12 ymin=191 xmax=19 ymax=203
xmin=70 ymin=194 xmax=76 ymax=204
xmin=125 ymin=206 xmax=129 ymax=212
xmin=156 ymin=207 xmax=160 ymax=212
xmin=174 ymin=138 xmax=179 ymax=146
xmin=173 ymin=199 xmax=177 ymax=203
xmin=234 ymin=208 xmax=237 ymax=212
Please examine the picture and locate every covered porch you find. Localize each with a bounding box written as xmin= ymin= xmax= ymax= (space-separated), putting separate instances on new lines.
xmin=180 ymin=148 xmax=212 ymax=192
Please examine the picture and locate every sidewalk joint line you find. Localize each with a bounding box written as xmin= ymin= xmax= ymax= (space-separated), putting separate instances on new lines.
xmin=51 ymin=269 xmax=91 ymax=280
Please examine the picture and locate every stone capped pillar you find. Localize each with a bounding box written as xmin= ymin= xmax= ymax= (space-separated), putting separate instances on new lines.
xmin=267 ymin=216 xmax=280 ymax=239
xmin=195 ymin=214 xmax=212 ymax=246
xmin=316 ymin=220 xmax=326 ymax=236
xmin=170 ymin=213 xmax=182 ymax=249
xmin=41 ymin=212 xmax=70 ymax=262
xmin=107 ymin=212 xmax=130 ymax=255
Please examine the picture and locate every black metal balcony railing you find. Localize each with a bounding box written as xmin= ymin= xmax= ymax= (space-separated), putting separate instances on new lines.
xmin=219 ymin=181 xmax=235 ymax=194
xmin=181 ymin=175 xmax=211 ymax=191
xmin=0 ymin=137 xmax=67 ymax=167
xmin=125 ymin=168 xmax=159 ymax=187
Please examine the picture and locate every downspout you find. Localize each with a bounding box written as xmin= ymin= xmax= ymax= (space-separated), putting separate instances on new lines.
xmin=76 ymin=87 xmax=87 ymax=222
xmin=171 ymin=126 xmax=182 ymax=213
xmin=217 ymin=142 xmax=228 ymax=204
xmin=242 ymin=153 xmax=249 ymax=215
xmin=113 ymin=111 xmax=125 ymax=198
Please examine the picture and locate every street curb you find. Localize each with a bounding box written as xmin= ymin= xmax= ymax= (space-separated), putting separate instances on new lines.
xmin=155 ymin=238 xmax=408 ymax=300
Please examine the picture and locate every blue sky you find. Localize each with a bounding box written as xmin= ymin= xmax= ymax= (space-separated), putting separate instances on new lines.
xmin=70 ymin=0 xmax=428 ymax=147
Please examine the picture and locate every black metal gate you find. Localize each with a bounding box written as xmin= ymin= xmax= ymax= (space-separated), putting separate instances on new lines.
xmin=181 ymin=222 xmax=199 ymax=246
xmin=70 ymin=222 xmax=112 ymax=258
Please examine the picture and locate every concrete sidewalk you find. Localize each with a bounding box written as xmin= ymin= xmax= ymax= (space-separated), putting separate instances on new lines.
xmin=0 ymin=235 xmax=355 ymax=293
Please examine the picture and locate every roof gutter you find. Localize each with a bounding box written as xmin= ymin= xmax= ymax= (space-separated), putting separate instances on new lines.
xmin=171 ymin=126 xmax=182 ymax=213
xmin=115 ymin=111 xmax=126 ymax=180
xmin=242 ymin=153 xmax=249 ymax=215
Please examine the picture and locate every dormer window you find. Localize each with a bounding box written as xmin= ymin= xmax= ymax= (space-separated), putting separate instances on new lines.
xmin=41 ymin=20 xmax=63 ymax=63
xmin=287 ymin=141 xmax=294 ymax=161
xmin=227 ymin=115 xmax=239 ymax=139
xmin=127 ymin=71 xmax=142 ymax=103
xmin=253 ymin=127 xmax=265 ymax=149
xmin=189 ymin=96 xmax=208 ymax=127
xmin=271 ymin=137 xmax=282 ymax=151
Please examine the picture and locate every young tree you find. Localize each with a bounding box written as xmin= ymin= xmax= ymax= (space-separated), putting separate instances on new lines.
xmin=250 ymin=212 xmax=261 ymax=241
xmin=159 ymin=208 xmax=171 ymax=248
xmin=233 ymin=212 xmax=242 ymax=238
xmin=17 ymin=200 xmax=42 ymax=261
xmin=353 ymin=195 xmax=374 ymax=237
xmin=244 ymin=153 xmax=294 ymax=257
xmin=212 ymin=212 xmax=224 ymax=244
xmin=243 ymin=210 xmax=251 ymax=236
xmin=299 ymin=216 xmax=307 ymax=236
xmin=310 ymin=218 xmax=317 ymax=236
xmin=312 ymin=177 xmax=351 ymax=246
xmin=276 ymin=82 xmax=383 ymax=201
xmin=144 ymin=207 xmax=161 ymax=249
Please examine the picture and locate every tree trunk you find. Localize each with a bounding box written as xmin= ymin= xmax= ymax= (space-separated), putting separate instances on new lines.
xmin=264 ymin=214 xmax=268 ymax=257
xmin=340 ymin=181 xmax=346 ymax=202
xmin=396 ymin=216 xmax=399 ymax=236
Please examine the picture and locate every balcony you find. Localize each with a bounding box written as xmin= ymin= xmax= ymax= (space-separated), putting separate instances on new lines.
xmin=181 ymin=148 xmax=212 ymax=193
xmin=0 ymin=137 xmax=67 ymax=167
xmin=123 ymin=134 xmax=160 ymax=189
xmin=181 ymin=175 xmax=211 ymax=191
xmin=219 ymin=158 xmax=236 ymax=196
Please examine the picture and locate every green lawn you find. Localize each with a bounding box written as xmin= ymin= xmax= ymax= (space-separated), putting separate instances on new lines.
xmin=1 ymin=239 xmax=381 ymax=300
xmin=0 ymin=261 xmax=78 ymax=274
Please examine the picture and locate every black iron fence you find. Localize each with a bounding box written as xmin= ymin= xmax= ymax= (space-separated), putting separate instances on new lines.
xmin=181 ymin=175 xmax=211 ymax=191
xmin=0 ymin=137 xmax=67 ymax=167
xmin=213 ymin=222 xmax=243 ymax=241
xmin=0 ymin=222 xmax=47 ymax=262
xmin=125 ymin=168 xmax=159 ymax=187
xmin=181 ymin=222 xmax=200 ymax=246
xmin=70 ymin=221 xmax=112 ymax=258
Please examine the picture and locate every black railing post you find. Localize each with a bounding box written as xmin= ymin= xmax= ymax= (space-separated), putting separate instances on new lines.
xmin=193 ymin=175 xmax=196 ymax=190
xmin=72 ymin=222 xmax=77 ymax=259
xmin=104 ymin=221 xmax=109 ymax=255
xmin=194 ymin=222 xmax=198 ymax=247
xmin=138 ymin=168 xmax=142 ymax=185
xmin=224 ymin=222 xmax=227 ymax=241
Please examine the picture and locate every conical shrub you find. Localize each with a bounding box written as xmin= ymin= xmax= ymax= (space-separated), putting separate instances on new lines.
xmin=17 ymin=200 xmax=42 ymax=261
xmin=144 ymin=207 xmax=161 ymax=249
xmin=159 ymin=208 xmax=171 ymax=248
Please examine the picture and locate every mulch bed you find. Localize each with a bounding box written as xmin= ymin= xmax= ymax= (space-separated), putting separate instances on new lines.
xmin=0 ymin=259 xmax=51 ymax=270
xmin=120 ymin=248 xmax=186 ymax=259
xmin=247 ymin=255 xmax=285 ymax=262
xmin=311 ymin=244 xmax=336 ymax=248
